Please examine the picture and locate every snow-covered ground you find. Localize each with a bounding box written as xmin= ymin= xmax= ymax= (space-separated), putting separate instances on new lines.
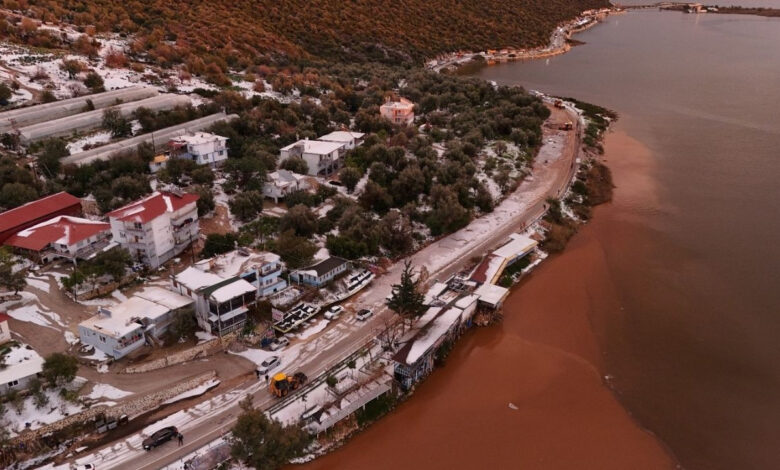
xmin=87 ymin=383 xmax=132 ymax=400
xmin=162 ymin=379 xmax=220 ymax=405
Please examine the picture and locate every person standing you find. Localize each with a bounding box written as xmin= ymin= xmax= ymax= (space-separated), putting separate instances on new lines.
xmin=178 ymin=433 xmax=184 ymax=446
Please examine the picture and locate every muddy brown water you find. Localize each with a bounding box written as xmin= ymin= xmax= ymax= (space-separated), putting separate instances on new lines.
xmin=304 ymin=7 xmax=780 ymax=470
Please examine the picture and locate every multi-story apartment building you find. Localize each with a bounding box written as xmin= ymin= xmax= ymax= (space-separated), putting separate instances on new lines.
xmin=380 ymin=97 xmax=415 ymax=126
xmin=107 ymin=191 xmax=199 ymax=269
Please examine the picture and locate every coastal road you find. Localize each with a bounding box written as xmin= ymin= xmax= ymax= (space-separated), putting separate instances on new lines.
xmin=64 ymin=103 xmax=582 ymax=470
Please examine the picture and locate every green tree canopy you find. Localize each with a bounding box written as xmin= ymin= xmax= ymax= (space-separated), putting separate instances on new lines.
xmin=230 ymin=396 xmax=312 ymax=470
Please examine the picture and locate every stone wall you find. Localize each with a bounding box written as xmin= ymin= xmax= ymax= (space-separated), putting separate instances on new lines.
xmin=122 ymin=334 xmax=235 ymax=374
xmin=106 ymin=370 xmax=217 ymax=419
xmin=12 ymin=371 xmax=217 ymax=444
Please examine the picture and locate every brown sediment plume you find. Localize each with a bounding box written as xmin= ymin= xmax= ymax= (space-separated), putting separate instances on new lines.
xmin=301 ymin=128 xmax=676 ymax=469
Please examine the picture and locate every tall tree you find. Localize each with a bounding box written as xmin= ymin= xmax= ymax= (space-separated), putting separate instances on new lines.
xmin=388 ymin=260 xmax=426 ymax=325
xmin=230 ymin=396 xmax=312 ymax=470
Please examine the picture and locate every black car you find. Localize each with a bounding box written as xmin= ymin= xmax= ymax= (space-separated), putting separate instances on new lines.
xmin=142 ymin=426 xmax=178 ymax=450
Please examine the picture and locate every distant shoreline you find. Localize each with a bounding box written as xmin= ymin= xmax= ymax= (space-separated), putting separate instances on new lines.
xmin=426 ymin=7 xmax=619 ymax=73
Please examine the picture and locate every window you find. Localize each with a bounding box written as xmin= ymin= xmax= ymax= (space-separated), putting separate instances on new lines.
xmin=133 ymin=222 xmax=143 ymax=230
xmin=7 ymin=380 xmax=18 ymax=387
xmin=99 ymin=336 xmax=106 ymax=343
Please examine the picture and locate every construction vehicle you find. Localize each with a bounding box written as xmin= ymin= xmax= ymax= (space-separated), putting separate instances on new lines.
xmin=269 ymin=371 xmax=308 ymax=397
xmin=559 ymin=121 xmax=573 ymax=131
xmin=554 ymin=99 xmax=565 ymax=109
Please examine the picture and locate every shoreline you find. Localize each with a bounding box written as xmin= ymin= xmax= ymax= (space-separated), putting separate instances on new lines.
xmin=302 ymin=129 xmax=682 ymax=470
xmin=426 ymin=7 xmax=621 ymax=73
xmin=300 ymin=96 xmax=618 ymax=464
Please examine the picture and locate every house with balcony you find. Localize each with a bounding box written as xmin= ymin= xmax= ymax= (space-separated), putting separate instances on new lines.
xmin=78 ymin=287 xmax=194 ymax=359
xmin=3 ymin=216 xmax=111 ymax=264
xmin=107 ymin=191 xmax=199 ymax=269
xmin=290 ymin=256 xmax=349 ymax=288
xmin=280 ymin=139 xmax=344 ymax=176
xmin=196 ymin=249 xmax=288 ymax=298
xmin=168 ymin=132 xmax=229 ymax=167
xmin=380 ymin=97 xmax=415 ymax=126
xmin=172 ymin=266 xmax=257 ymax=335
xmin=262 ymin=170 xmax=313 ymax=203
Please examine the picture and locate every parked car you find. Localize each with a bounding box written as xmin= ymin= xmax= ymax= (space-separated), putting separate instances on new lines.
xmin=142 ymin=426 xmax=178 ymax=450
xmin=257 ymin=355 xmax=281 ymax=375
xmin=72 ymin=465 xmax=96 ymax=470
xmin=356 ymin=309 xmax=373 ymax=321
xmin=268 ymin=337 xmax=289 ymax=351
xmin=325 ymin=305 xmax=343 ymax=319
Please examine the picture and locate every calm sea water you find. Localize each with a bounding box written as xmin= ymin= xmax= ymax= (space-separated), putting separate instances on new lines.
xmin=475 ymin=8 xmax=780 ymax=470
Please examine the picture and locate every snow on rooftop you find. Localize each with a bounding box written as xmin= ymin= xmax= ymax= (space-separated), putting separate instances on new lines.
xmin=170 ymin=132 xmax=227 ymax=146
xmin=175 ymin=266 xmax=225 ymax=291
xmin=423 ymin=282 xmax=448 ymax=305
xmin=493 ymin=232 xmax=538 ymax=259
xmin=203 ymin=249 xmax=281 ymax=279
xmin=80 ymin=293 xmax=182 ymax=339
xmin=136 ymin=286 xmax=193 ymax=311
xmin=281 ymin=139 xmax=344 ymax=155
xmin=0 ymin=343 xmax=44 ymax=385
xmin=318 ymin=130 xmax=365 ymax=143
xmin=474 ymin=283 xmax=509 ymax=307
xmin=455 ymin=294 xmax=480 ymax=310
xmin=405 ymin=306 xmax=463 ymax=365
xmin=210 ymin=278 xmax=256 ymax=303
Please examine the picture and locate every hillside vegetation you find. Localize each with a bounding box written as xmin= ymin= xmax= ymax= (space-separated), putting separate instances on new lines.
xmin=1 ymin=0 xmax=608 ymax=68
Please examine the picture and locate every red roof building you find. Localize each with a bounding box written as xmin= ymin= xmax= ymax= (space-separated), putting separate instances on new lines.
xmin=0 ymin=192 xmax=82 ymax=243
xmin=4 ymin=216 xmax=111 ymax=263
xmin=108 ymin=191 xmax=200 ymax=269
xmin=0 ymin=311 xmax=11 ymax=344
xmin=107 ymin=191 xmax=199 ymax=224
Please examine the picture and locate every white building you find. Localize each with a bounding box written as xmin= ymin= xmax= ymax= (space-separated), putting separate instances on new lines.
xmin=0 ymin=312 xmax=11 ymax=344
xmin=0 ymin=342 xmax=44 ymax=394
xmin=195 ymin=249 xmax=288 ymax=298
xmin=263 ymin=170 xmax=313 ymax=203
xmin=172 ymin=267 xmax=257 ymax=335
xmin=168 ymin=132 xmax=229 ymax=167
xmin=280 ymin=139 xmax=344 ymax=176
xmin=318 ymin=131 xmax=365 ymax=154
xmin=77 ymin=287 xmax=194 ymax=359
xmin=107 ymin=191 xmax=199 ymax=269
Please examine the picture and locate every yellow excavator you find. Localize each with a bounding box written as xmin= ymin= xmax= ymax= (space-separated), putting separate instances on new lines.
xmin=269 ymin=371 xmax=308 ymax=397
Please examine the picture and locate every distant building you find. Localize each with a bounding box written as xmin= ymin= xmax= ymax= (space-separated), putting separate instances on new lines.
xmin=148 ymin=154 xmax=169 ymax=173
xmin=380 ymin=97 xmax=415 ymax=126
xmin=194 ymin=249 xmax=287 ymax=298
xmin=0 ymin=342 xmax=44 ymax=394
xmin=280 ymin=139 xmax=344 ymax=176
xmin=318 ymin=131 xmax=365 ymax=155
xmin=0 ymin=311 xmax=11 ymax=344
xmin=107 ymin=191 xmax=199 ymax=269
xmin=263 ymin=170 xmax=313 ymax=203
xmin=78 ymin=287 xmax=194 ymax=359
xmin=0 ymin=192 xmax=82 ymax=244
xmin=167 ymin=132 xmax=229 ymax=167
xmin=4 ymin=216 xmax=111 ymax=264
xmin=290 ymin=256 xmax=349 ymax=288
xmin=172 ymin=267 xmax=257 ymax=335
